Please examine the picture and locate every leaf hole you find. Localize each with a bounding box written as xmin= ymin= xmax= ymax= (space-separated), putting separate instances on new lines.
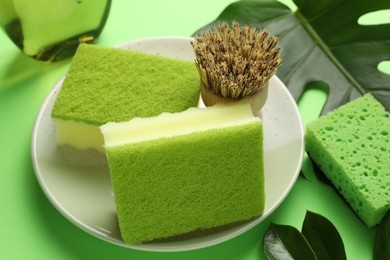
xmin=358 ymin=9 xmax=390 ymax=25
xmin=378 ymin=60 xmax=390 ymax=75
xmin=297 ymin=82 xmax=328 ymax=125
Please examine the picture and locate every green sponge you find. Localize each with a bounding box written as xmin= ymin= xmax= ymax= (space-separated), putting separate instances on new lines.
xmin=305 ymin=94 xmax=390 ymax=227
xmin=51 ymin=44 xmax=200 ymax=126
xmin=100 ymin=102 xmax=265 ymax=244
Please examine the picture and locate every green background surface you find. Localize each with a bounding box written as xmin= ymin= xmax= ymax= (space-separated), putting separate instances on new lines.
xmin=0 ymin=0 xmax=388 ymax=259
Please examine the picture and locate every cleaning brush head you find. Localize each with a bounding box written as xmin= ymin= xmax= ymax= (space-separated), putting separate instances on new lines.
xmin=192 ymin=21 xmax=282 ymax=101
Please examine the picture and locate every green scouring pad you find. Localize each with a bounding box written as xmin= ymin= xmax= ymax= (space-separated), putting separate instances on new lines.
xmin=305 ymin=94 xmax=390 ymax=227
xmin=100 ymin=102 xmax=265 ymax=244
xmin=51 ymin=43 xmax=200 ymax=151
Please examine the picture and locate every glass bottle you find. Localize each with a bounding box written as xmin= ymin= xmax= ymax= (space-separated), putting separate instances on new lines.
xmin=0 ymin=0 xmax=111 ymax=62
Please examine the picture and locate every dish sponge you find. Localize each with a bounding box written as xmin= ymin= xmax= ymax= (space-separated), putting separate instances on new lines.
xmin=51 ymin=44 xmax=200 ymax=151
xmin=100 ymin=102 xmax=265 ymax=244
xmin=305 ymin=94 xmax=390 ymax=227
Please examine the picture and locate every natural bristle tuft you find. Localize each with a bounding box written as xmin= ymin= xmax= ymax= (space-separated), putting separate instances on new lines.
xmin=192 ymin=21 xmax=282 ymax=99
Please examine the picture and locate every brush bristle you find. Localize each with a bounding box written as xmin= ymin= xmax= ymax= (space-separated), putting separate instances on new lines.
xmin=192 ymin=21 xmax=282 ymax=99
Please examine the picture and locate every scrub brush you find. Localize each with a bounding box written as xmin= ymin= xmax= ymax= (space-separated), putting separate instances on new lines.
xmin=192 ymin=21 xmax=282 ymax=114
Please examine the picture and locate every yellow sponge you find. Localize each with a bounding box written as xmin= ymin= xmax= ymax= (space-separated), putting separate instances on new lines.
xmin=100 ymin=102 xmax=265 ymax=244
xmin=51 ymin=44 xmax=200 ymax=151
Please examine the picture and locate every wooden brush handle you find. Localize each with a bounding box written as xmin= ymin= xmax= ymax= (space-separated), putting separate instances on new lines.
xmin=200 ymin=82 xmax=269 ymax=116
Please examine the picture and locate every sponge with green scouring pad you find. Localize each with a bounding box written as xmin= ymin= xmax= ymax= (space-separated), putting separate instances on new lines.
xmin=100 ymin=102 xmax=265 ymax=244
xmin=51 ymin=44 xmax=200 ymax=151
xmin=305 ymin=94 xmax=390 ymax=227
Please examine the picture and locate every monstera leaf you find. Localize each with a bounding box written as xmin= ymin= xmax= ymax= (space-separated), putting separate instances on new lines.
xmin=194 ymin=0 xmax=390 ymax=114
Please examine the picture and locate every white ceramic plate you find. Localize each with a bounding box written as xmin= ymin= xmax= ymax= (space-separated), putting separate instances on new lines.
xmin=31 ymin=37 xmax=304 ymax=252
